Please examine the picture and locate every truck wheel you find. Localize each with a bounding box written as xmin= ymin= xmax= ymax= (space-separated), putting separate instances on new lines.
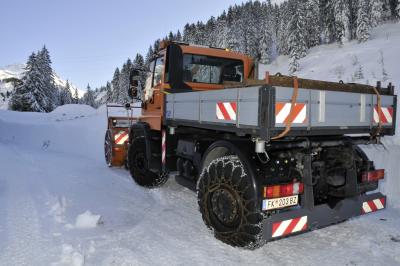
xmin=104 ymin=130 xmax=113 ymax=167
xmin=197 ymin=155 xmax=264 ymax=249
xmin=128 ymin=138 xmax=168 ymax=188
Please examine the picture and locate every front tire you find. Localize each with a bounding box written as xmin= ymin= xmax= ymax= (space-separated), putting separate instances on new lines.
xmin=197 ymin=155 xmax=264 ymax=249
xmin=127 ymin=138 xmax=168 ymax=188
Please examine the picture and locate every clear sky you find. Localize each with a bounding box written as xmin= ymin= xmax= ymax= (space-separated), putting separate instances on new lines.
xmin=0 ymin=0 xmax=248 ymax=90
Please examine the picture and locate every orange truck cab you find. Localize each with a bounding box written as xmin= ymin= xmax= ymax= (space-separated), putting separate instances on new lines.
xmin=139 ymin=42 xmax=254 ymax=131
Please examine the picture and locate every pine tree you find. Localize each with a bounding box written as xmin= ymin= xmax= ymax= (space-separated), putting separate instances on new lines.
xmin=371 ymin=0 xmax=384 ymax=27
xmin=133 ymin=53 xmax=146 ymax=97
xmin=334 ymin=0 xmax=351 ymax=45
xmin=153 ymin=39 xmax=161 ymax=53
xmin=73 ymin=88 xmax=79 ymax=103
xmin=105 ymin=81 xmax=113 ymax=103
xmin=111 ymin=68 xmax=120 ymax=102
xmin=305 ymin=0 xmax=320 ymax=48
xmin=9 ymin=52 xmax=51 ymax=112
xmin=118 ymin=59 xmax=133 ymax=104
xmin=83 ymin=84 xmax=96 ymax=107
xmin=59 ymin=80 xmax=73 ymax=105
xmin=277 ymin=2 xmax=290 ymax=55
xmin=322 ymin=0 xmax=337 ymax=43
xmin=288 ymin=1 xmax=307 ymax=74
xmin=144 ymin=45 xmax=154 ymax=70
xmin=176 ymin=30 xmax=182 ymax=42
xmin=397 ymin=2 xmax=400 ymax=17
xmin=168 ymin=31 xmax=174 ymax=41
xmin=357 ymin=0 xmax=371 ymax=42
xmin=37 ymin=46 xmax=57 ymax=111
xmin=260 ymin=22 xmax=273 ymax=64
xmin=215 ymin=11 xmax=229 ymax=48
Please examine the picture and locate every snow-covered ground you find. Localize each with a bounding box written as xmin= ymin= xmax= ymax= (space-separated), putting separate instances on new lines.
xmin=0 ymin=104 xmax=399 ymax=266
xmin=1 ymin=22 xmax=400 ymax=265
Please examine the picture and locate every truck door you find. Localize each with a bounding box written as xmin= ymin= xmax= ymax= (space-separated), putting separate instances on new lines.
xmin=143 ymin=54 xmax=165 ymax=114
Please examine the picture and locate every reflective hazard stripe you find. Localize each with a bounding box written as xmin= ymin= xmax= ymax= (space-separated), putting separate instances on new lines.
xmin=275 ymin=102 xmax=307 ymax=124
xmin=272 ymin=216 xmax=308 ymax=238
xmin=373 ymin=106 xmax=393 ymax=124
xmin=362 ymin=198 xmax=385 ymax=214
xmin=162 ymin=130 xmax=166 ymax=165
xmin=114 ymin=131 xmax=129 ymax=145
xmin=216 ymin=102 xmax=237 ymax=121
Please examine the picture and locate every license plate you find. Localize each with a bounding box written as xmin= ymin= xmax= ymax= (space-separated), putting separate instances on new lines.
xmin=262 ymin=195 xmax=298 ymax=211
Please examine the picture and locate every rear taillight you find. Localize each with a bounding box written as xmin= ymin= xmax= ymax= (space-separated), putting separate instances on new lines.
xmin=362 ymin=169 xmax=384 ymax=182
xmin=264 ymin=182 xmax=304 ymax=198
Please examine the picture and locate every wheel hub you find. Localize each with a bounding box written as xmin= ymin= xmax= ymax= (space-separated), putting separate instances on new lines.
xmin=210 ymin=187 xmax=239 ymax=225
xmin=134 ymin=153 xmax=146 ymax=174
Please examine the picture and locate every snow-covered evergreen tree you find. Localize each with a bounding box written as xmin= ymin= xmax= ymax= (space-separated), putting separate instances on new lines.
xmin=277 ymin=2 xmax=290 ymax=55
xmin=105 ymin=81 xmax=112 ymax=103
xmin=37 ymin=46 xmax=57 ymax=111
xmin=118 ymin=59 xmax=133 ymax=104
xmin=357 ymin=0 xmax=372 ymax=42
xmin=83 ymin=84 xmax=96 ymax=107
xmin=73 ymin=88 xmax=79 ymax=104
xmin=145 ymin=46 xmax=154 ymax=70
xmin=334 ymin=0 xmax=351 ymax=45
xmin=59 ymin=80 xmax=73 ymax=105
xmin=305 ymin=0 xmax=321 ymax=48
xmin=111 ymin=68 xmax=120 ymax=103
xmin=133 ymin=54 xmax=146 ymax=96
xmin=176 ymin=30 xmax=182 ymax=42
xmin=9 ymin=51 xmax=55 ymax=112
xmin=217 ymin=12 xmax=229 ymax=49
xmin=260 ymin=22 xmax=273 ymax=64
xmin=288 ymin=1 xmax=307 ymax=74
xmin=397 ymin=1 xmax=400 ymax=17
xmin=371 ymin=0 xmax=384 ymax=26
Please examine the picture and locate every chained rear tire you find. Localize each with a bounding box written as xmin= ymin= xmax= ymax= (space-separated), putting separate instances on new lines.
xmin=128 ymin=138 xmax=168 ymax=188
xmin=197 ymin=155 xmax=264 ymax=249
xmin=104 ymin=130 xmax=113 ymax=167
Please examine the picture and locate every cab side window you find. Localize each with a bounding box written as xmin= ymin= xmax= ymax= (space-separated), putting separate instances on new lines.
xmin=152 ymin=56 xmax=164 ymax=87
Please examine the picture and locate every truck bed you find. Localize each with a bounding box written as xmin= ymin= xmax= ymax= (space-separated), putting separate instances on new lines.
xmin=164 ymin=84 xmax=396 ymax=140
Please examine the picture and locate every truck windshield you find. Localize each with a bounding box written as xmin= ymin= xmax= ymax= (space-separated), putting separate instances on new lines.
xmin=182 ymin=54 xmax=243 ymax=84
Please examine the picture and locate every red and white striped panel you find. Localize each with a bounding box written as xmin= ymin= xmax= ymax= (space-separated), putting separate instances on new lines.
xmin=275 ymin=102 xmax=307 ymax=124
xmin=272 ymin=216 xmax=308 ymax=238
xmin=162 ymin=130 xmax=166 ymax=165
xmin=216 ymin=102 xmax=237 ymax=121
xmin=373 ymin=106 xmax=393 ymax=124
xmin=114 ymin=131 xmax=129 ymax=145
xmin=362 ymin=198 xmax=385 ymax=214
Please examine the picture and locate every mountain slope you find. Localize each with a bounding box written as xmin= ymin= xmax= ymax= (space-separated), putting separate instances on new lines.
xmin=0 ymin=64 xmax=84 ymax=110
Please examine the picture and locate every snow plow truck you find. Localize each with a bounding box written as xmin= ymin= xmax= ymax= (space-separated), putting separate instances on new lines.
xmin=104 ymin=41 xmax=397 ymax=249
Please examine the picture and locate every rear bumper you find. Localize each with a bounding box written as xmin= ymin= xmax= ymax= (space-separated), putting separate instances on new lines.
xmin=262 ymin=192 xmax=386 ymax=241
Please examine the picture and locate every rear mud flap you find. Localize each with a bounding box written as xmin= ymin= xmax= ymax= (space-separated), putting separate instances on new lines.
xmin=262 ymin=192 xmax=386 ymax=241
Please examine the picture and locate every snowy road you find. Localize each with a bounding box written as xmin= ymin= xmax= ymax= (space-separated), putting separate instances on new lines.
xmin=0 ymin=106 xmax=400 ymax=266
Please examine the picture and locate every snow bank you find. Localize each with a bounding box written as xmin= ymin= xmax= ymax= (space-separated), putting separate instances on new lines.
xmin=0 ymin=104 xmax=106 ymax=162
xmin=51 ymin=104 xmax=96 ymax=116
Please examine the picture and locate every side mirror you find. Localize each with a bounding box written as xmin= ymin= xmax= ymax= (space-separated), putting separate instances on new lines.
xmin=129 ymin=69 xmax=141 ymax=98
